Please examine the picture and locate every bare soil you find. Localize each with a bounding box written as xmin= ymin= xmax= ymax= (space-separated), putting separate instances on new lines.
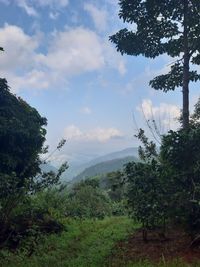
xmin=107 ymin=227 xmax=200 ymax=266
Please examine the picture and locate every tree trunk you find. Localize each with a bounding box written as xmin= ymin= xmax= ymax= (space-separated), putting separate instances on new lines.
xmin=183 ymin=0 xmax=190 ymax=129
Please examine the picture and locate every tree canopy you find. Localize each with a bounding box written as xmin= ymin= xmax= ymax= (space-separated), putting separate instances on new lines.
xmin=110 ymin=0 xmax=200 ymax=128
xmin=0 ymin=78 xmax=47 ymax=186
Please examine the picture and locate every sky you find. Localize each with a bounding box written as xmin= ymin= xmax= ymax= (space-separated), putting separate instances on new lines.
xmin=0 ymin=0 xmax=199 ymax=166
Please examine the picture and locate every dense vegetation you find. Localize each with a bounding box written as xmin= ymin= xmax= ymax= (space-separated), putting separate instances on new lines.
xmin=0 ymin=78 xmax=68 ymax=249
xmin=0 ymin=217 xmax=135 ymax=267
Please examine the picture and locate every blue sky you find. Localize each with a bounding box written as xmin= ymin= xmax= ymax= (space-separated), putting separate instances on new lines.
xmin=0 ymin=0 xmax=199 ymax=166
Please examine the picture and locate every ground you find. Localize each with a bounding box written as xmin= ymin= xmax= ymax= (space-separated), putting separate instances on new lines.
xmin=1 ymin=217 xmax=200 ymax=267
xmin=108 ymin=227 xmax=200 ymax=267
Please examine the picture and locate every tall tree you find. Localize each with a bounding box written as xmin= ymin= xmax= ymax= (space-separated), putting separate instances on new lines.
xmin=0 ymin=78 xmax=67 ymax=240
xmin=110 ymin=0 xmax=200 ymax=129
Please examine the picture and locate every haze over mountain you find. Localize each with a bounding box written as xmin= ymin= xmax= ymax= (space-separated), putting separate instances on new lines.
xmin=61 ymin=147 xmax=138 ymax=181
xmin=71 ymin=155 xmax=137 ymax=184
xmin=40 ymin=163 xmax=58 ymax=173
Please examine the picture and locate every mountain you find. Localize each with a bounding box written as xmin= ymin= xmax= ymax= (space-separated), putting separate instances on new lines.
xmin=88 ymin=147 xmax=138 ymax=164
xmin=40 ymin=163 xmax=58 ymax=173
xmin=62 ymin=147 xmax=138 ymax=181
xmin=71 ymin=155 xmax=137 ymax=184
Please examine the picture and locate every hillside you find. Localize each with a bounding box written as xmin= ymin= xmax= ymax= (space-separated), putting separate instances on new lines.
xmin=40 ymin=163 xmax=58 ymax=173
xmin=63 ymin=147 xmax=138 ymax=181
xmin=71 ymin=155 xmax=137 ymax=184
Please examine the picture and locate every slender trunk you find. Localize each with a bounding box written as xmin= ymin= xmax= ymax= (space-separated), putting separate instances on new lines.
xmin=183 ymin=0 xmax=190 ymax=129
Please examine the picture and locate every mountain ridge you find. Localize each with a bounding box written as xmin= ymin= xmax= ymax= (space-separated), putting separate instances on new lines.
xmin=71 ymin=155 xmax=137 ymax=184
xmin=62 ymin=147 xmax=138 ymax=181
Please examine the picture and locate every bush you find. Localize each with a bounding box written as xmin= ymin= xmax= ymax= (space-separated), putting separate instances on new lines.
xmin=66 ymin=179 xmax=112 ymax=219
xmin=161 ymin=128 xmax=200 ymax=237
xmin=125 ymin=160 xmax=168 ymax=241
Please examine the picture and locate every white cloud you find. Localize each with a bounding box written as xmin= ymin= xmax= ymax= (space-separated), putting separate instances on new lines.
xmin=64 ymin=125 xmax=83 ymax=140
xmin=16 ymin=0 xmax=38 ymax=16
xmin=86 ymin=127 xmax=123 ymax=142
xmin=0 ymin=24 xmax=39 ymax=72
xmin=137 ymin=99 xmax=180 ymax=131
xmin=103 ymin=40 xmax=126 ymax=75
xmin=84 ymin=3 xmax=108 ymax=32
xmin=6 ymin=70 xmax=51 ymax=92
xmin=0 ymin=24 xmax=126 ymax=92
xmin=64 ymin=125 xmax=123 ymax=143
xmin=0 ymin=24 xmax=52 ymax=92
xmin=40 ymin=27 xmax=105 ymax=75
xmin=80 ymin=107 xmax=92 ymax=115
xmin=39 ymin=27 xmax=125 ymax=76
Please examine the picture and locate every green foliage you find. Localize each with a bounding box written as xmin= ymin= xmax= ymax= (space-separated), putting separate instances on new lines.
xmin=105 ymin=171 xmax=129 ymax=216
xmin=190 ymin=96 xmax=200 ymax=127
xmin=66 ymin=178 xmax=112 ymax=219
xmin=0 ymin=217 xmax=135 ymax=267
xmin=101 ymin=171 xmax=126 ymax=202
xmin=135 ymin=128 xmax=158 ymax=162
xmin=127 ymin=121 xmax=200 ymax=239
xmin=0 ymin=79 xmax=67 ymax=247
xmin=30 ymin=188 xmax=68 ymax=222
xmin=160 ymin=127 xmax=200 ymax=235
xmin=0 ymin=78 xmax=47 ymax=184
xmin=110 ymin=0 xmax=200 ymax=128
xmin=110 ymin=0 xmax=200 ymax=77
xmin=111 ymin=200 xmax=128 ymax=216
xmin=125 ymin=161 xmax=168 ymax=233
xmin=126 ymin=97 xmax=200 ymax=239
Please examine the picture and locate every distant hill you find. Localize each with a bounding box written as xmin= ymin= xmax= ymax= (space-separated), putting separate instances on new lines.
xmin=63 ymin=147 xmax=138 ymax=181
xmin=71 ymin=155 xmax=137 ymax=184
xmin=40 ymin=163 xmax=58 ymax=173
xmin=88 ymin=148 xmax=138 ymax=165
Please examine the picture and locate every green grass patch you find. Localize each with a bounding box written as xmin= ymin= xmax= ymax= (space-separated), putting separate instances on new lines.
xmin=1 ymin=217 xmax=198 ymax=267
xmin=0 ymin=216 xmax=136 ymax=267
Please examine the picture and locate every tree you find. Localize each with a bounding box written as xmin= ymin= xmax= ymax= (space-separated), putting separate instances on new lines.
xmin=125 ymin=160 xmax=168 ymax=241
xmin=0 ymin=78 xmax=67 ymax=242
xmin=0 ymin=78 xmax=47 ymax=193
xmin=110 ymin=0 xmax=200 ymax=129
xmin=160 ymin=105 xmax=200 ymax=239
xmin=160 ymin=128 xmax=200 ymax=237
xmin=105 ymin=171 xmax=125 ymax=202
xmin=67 ymin=178 xmax=111 ymax=219
xmin=125 ymin=127 xmax=168 ymax=241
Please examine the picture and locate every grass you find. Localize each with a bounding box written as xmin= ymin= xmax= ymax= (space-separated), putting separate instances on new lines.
xmin=0 ymin=216 xmax=137 ymax=267
xmin=1 ymin=217 xmax=199 ymax=267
